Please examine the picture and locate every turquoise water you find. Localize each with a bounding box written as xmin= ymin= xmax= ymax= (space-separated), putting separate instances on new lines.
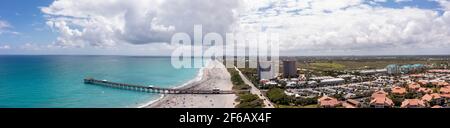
xmin=0 ymin=56 xmax=201 ymax=108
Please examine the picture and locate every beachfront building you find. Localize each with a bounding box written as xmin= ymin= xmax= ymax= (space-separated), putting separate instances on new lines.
xmin=282 ymin=60 xmax=298 ymax=78
xmin=370 ymin=91 xmax=394 ymax=108
xmin=318 ymin=96 xmax=341 ymax=108
xmin=258 ymin=61 xmax=278 ymax=81
xmin=401 ymin=99 xmax=427 ymax=108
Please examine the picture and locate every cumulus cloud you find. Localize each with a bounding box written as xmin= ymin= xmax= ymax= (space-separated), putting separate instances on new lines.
xmin=42 ymin=0 xmax=450 ymax=55
xmin=434 ymin=0 xmax=450 ymax=11
xmin=42 ymin=0 xmax=240 ymax=47
xmin=238 ymin=0 xmax=450 ymax=55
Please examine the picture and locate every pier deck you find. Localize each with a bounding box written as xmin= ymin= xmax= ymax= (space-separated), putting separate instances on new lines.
xmin=84 ymin=78 xmax=242 ymax=94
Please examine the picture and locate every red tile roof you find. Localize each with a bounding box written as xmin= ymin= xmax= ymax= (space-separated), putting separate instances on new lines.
xmin=409 ymin=74 xmax=424 ymax=78
xmin=318 ymin=96 xmax=341 ymax=108
xmin=392 ymin=86 xmax=407 ymax=95
xmin=418 ymin=88 xmax=432 ymax=94
xmin=431 ymin=105 xmax=443 ymax=108
xmin=428 ymin=69 xmax=450 ymax=73
xmin=422 ymin=94 xmax=432 ymax=102
xmin=440 ymin=86 xmax=450 ymax=94
xmin=370 ymin=91 xmax=394 ymax=107
xmin=346 ymin=99 xmax=361 ymax=106
xmin=342 ymin=102 xmax=357 ymax=108
xmin=370 ymin=97 xmax=394 ymax=107
xmin=436 ymin=82 xmax=449 ymax=87
xmin=440 ymin=94 xmax=450 ymax=98
xmin=422 ymin=93 xmax=441 ymax=102
xmin=401 ymin=99 xmax=426 ymax=108
xmin=371 ymin=91 xmax=388 ymax=99
xmin=408 ymin=83 xmax=421 ymax=90
xmin=418 ymin=80 xmax=429 ymax=85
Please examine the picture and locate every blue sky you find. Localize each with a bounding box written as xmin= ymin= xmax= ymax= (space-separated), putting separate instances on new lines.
xmin=375 ymin=0 xmax=440 ymax=9
xmin=0 ymin=0 xmax=55 ymax=48
xmin=0 ymin=0 xmax=449 ymax=55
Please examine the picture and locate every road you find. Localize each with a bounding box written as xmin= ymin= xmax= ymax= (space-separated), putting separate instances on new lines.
xmin=234 ymin=67 xmax=275 ymax=108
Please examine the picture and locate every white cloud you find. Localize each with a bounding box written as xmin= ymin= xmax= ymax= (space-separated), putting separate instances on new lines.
xmin=41 ymin=0 xmax=450 ymax=55
xmin=0 ymin=45 xmax=11 ymax=49
xmin=42 ymin=0 xmax=240 ymax=48
xmin=433 ymin=0 xmax=450 ymax=11
xmin=0 ymin=20 xmax=10 ymax=28
xmin=0 ymin=20 xmax=20 ymax=35
xmin=0 ymin=20 xmax=11 ymax=34
xmin=238 ymin=0 xmax=450 ymax=55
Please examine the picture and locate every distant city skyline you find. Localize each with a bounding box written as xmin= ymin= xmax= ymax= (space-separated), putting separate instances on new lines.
xmin=0 ymin=0 xmax=450 ymax=56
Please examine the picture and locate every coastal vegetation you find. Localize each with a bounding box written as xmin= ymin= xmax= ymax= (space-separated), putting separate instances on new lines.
xmin=227 ymin=68 xmax=250 ymax=90
xmin=266 ymin=88 xmax=290 ymax=105
xmin=238 ymin=68 xmax=259 ymax=85
xmin=236 ymin=93 xmax=264 ymax=108
xmin=226 ymin=68 xmax=264 ymax=108
xmin=267 ymin=87 xmax=318 ymax=107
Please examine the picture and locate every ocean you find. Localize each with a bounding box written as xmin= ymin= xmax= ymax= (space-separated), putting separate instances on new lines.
xmin=0 ymin=55 xmax=202 ymax=108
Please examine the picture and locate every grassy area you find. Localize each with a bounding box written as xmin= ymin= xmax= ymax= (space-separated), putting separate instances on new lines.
xmin=310 ymin=62 xmax=346 ymax=70
xmin=300 ymin=60 xmax=448 ymax=71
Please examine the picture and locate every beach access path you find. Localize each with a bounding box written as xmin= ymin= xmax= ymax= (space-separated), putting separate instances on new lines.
xmin=234 ymin=67 xmax=275 ymax=108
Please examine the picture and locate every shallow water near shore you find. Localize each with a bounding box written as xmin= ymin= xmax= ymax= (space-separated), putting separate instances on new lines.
xmin=0 ymin=55 xmax=202 ymax=108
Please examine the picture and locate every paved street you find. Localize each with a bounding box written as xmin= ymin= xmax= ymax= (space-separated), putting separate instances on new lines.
xmin=234 ymin=67 xmax=275 ymax=108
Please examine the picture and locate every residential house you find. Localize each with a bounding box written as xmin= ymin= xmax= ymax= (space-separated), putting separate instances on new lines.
xmin=401 ymin=99 xmax=427 ymax=108
xmin=318 ymin=96 xmax=341 ymax=108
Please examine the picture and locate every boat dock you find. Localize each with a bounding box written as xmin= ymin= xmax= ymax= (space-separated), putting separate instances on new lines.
xmin=83 ymin=78 xmax=240 ymax=94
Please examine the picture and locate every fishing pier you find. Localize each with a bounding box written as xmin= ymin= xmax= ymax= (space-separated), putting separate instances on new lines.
xmin=84 ymin=78 xmax=238 ymax=94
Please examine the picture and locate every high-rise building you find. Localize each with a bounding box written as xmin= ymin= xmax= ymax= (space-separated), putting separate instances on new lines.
xmin=258 ymin=61 xmax=278 ymax=80
xmin=283 ymin=60 xmax=298 ymax=78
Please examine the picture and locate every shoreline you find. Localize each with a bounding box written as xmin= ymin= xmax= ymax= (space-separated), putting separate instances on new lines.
xmin=137 ymin=61 xmax=209 ymax=108
xmin=143 ymin=60 xmax=237 ymax=108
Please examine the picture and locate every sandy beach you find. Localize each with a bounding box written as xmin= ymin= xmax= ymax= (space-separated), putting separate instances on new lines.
xmin=145 ymin=60 xmax=237 ymax=108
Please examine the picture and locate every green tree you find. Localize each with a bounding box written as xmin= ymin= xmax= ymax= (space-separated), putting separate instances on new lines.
xmin=267 ymin=88 xmax=290 ymax=105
